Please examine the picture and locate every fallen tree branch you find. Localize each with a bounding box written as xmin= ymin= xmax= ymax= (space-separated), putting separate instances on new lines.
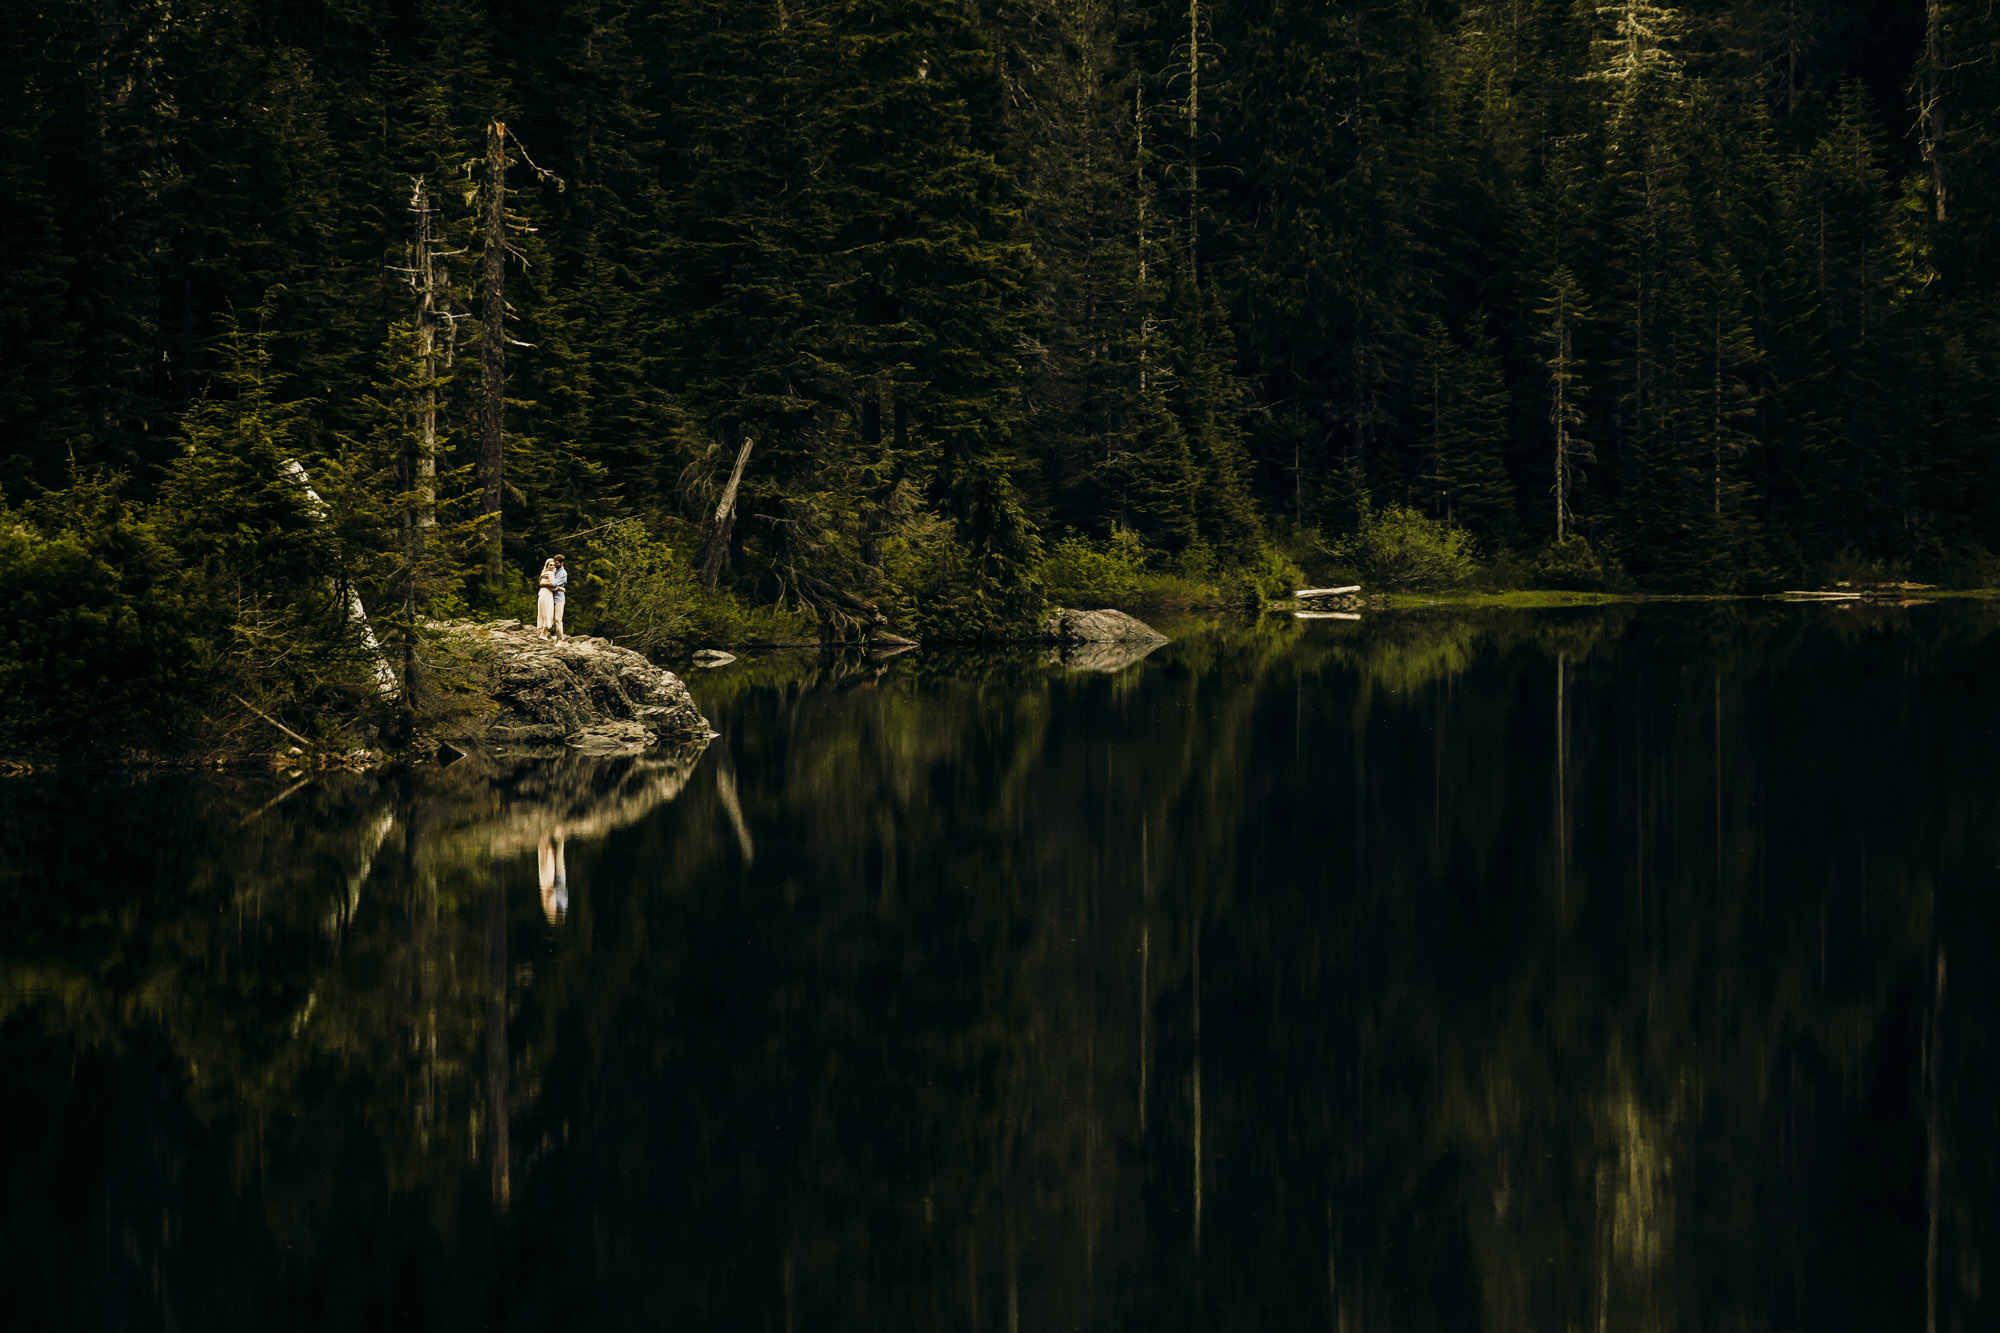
xmin=232 ymin=694 xmax=313 ymax=749
xmin=797 ymin=573 xmax=890 ymax=626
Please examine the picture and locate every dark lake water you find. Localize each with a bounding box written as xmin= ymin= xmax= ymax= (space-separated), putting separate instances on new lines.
xmin=5 ymin=603 xmax=1999 ymax=1331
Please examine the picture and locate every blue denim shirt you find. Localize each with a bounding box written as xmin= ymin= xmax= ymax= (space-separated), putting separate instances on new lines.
xmin=549 ymin=565 xmax=567 ymax=601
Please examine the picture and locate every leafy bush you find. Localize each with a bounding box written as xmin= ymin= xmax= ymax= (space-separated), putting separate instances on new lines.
xmin=1040 ymin=531 xmax=1146 ymax=607
xmin=1332 ymin=504 xmax=1478 ymax=590
xmin=586 ymin=519 xmax=699 ymax=651
xmin=1528 ymin=536 xmax=1628 ymax=591
xmin=1224 ymin=543 xmax=1306 ymax=608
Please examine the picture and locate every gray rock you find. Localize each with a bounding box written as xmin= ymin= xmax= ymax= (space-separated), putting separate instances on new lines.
xmin=691 ymin=649 xmax=737 ymax=667
xmin=440 ymin=620 xmax=712 ymax=751
xmin=1043 ymin=608 xmax=1169 ymax=644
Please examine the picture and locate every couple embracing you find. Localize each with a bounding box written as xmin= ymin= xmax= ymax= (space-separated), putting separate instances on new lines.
xmin=536 ymin=555 xmax=567 ymax=640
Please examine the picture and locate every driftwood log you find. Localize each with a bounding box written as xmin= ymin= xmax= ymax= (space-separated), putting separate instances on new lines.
xmin=1295 ymin=585 xmax=1363 ymax=612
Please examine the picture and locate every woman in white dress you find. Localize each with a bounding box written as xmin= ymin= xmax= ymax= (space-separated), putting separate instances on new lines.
xmin=539 ymin=828 xmax=569 ymax=924
xmin=535 ymin=558 xmax=559 ymax=639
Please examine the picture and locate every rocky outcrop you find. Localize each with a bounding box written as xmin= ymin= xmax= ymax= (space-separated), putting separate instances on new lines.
xmin=1043 ymin=608 xmax=1169 ymax=644
xmin=1041 ymin=608 xmax=1169 ymax=673
xmin=442 ymin=620 xmax=712 ymax=753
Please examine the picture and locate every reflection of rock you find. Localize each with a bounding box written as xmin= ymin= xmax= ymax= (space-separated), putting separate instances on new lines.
xmin=442 ymin=620 xmax=711 ymax=750
xmin=1047 ymin=637 xmax=1166 ymax=673
xmin=692 ymin=649 xmax=737 ymax=668
xmin=1042 ymin=608 xmax=1169 ymax=644
xmin=428 ymin=738 xmax=712 ymax=861
xmin=565 ymin=719 xmax=655 ymax=755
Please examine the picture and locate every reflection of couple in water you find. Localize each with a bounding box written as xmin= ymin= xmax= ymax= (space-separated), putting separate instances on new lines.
xmin=538 ymin=829 xmax=568 ymax=924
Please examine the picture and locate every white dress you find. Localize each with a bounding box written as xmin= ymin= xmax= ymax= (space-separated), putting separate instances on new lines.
xmin=536 ymin=569 xmax=556 ymax=631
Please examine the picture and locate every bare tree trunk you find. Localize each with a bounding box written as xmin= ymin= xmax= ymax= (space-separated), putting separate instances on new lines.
xmin=411 ymin=178 xmax=441 ymax=534
xmin=1186 ymin=0 xmax=1200 ymax=284
xmin=1713 ymin=306 xmax=1723 ymax=522
xmin=1136 ymin=77 xmax=1149 ymax=407
xmin=480 ymin=121 xmax=508 ymax=589
xmin=1922 ymin=0 xmax=1947 ymax=222
xmin=403 ymin=177 xmax=444 ymax=736
xmin=697 ymin=434 xmax=755 ymax=592
xmin=1552 ymin=294 xmax=1571 ymax=546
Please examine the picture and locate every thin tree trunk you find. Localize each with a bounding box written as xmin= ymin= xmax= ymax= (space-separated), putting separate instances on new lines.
xmin=404 ymin=177 xmax=443 ymax=735
xmin=1431 ymin=363 xmax=1446 ymax=521
xmin=1713 ymin=307 xmax=1723 ymax=521
xmin=411 ymin=178 xmax=440 ymax=532
xmin=1922 ymin=0 xmax=1946 ymax=222
xmin=1186 ymin=0 xmax=1200 ymax=283
xmin=697 ymin=434 xmax=755 ymax=592
xmin=1136 ymin=77 xmax=1149 ymax=406
xmin=1552 ymin=294 xmax=1570 ymax=546
xmin=480 ymin=121 xmax=508 ymax=589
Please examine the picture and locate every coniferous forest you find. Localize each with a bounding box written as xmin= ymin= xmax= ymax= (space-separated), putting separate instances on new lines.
xmin=5 ymin=0 xmax=2000 ymax=750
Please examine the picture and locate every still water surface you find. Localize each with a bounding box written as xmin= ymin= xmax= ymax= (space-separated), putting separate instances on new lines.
xmin=4 ymin=605 xmax=1998 ymax=1331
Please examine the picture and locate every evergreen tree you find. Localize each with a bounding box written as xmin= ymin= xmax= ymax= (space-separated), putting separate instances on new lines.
xmin=1416 ymin=315 xmax=1519 ymax=549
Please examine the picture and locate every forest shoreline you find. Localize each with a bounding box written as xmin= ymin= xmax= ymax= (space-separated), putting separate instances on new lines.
xmin=9 ymin=585 xmax=1995 ymax=776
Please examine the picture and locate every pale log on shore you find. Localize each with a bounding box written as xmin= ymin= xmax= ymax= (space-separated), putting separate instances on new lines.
xmin=1295 ymin=585 xmax=1361 ymax=598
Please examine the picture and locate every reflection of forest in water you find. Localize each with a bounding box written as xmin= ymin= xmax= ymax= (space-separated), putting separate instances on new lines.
xmin=4 ymin=604 xmax=1999 ymax=1331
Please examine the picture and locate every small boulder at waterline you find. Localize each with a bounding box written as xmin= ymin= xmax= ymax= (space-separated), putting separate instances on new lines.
xmin=1042 ymin=608 xmax=1169 ymax=644
xmin=1041 ymin=608 xmax=1169 ymax=673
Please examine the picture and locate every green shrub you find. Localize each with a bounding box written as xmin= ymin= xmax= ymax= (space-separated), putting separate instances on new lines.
xmin=585 ymin=519 xmax=699 ymax=651
xmin=1333 ymin=504 xmax=1478 ymax=590
xmin=1225 ymin=543 xmax=1307 ymax=608
xmin=0 ymin=502 xmax=204 ymax=753
xmin=1528 ymin=536 xmax=1627 ymax=591
xmin=1040 ymin=531 xmax=1146 ymax=607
